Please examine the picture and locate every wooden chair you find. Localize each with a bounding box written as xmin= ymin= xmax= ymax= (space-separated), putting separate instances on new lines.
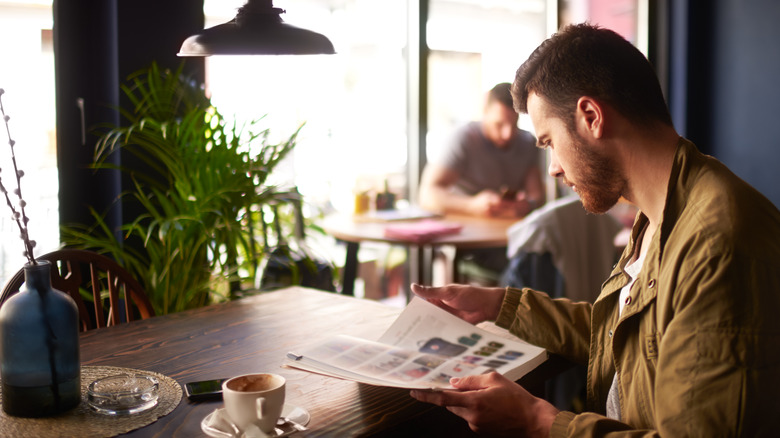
xmin=0 ymin=249 xmax=155 ymax=331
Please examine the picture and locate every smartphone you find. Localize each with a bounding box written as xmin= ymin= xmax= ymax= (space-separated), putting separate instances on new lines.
xmin=500 ymin=188 xmax=517 ymax=201
xmin=184 ymin=378 xmax=228 ymax=402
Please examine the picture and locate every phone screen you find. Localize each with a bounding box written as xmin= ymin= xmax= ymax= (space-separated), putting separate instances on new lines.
xmin=184 ymin=378 xmax=227 ymax=402
xmin=501 ymin=188 xmax=517 ymax=201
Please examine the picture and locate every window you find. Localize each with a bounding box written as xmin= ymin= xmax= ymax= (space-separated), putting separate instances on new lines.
xmin=0 ymin=0 xmax=57 ymax=280
xmin=560 ymin=0 xmax=648 ymax=53
xmin=204 ymin=0 xmax=410 ymax=215
xmin=201 ymin=1 xmax=647 ymax=298
xmin=427 ymin=0 xmax=549 ymax=162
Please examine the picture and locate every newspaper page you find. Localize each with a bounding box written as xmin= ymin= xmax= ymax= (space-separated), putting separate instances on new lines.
xmin=285 ymin=298 xmax=547 ymax=389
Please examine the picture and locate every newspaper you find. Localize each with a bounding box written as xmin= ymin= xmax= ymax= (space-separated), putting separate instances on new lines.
xmin=353 ymin=206 xmax=441 ymax=222
xmin=284 ymin=297 xmax=547 ymax=389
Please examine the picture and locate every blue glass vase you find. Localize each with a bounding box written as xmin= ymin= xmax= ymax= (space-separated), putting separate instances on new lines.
xmin=0 ymin=261 xmax=81 ymax=417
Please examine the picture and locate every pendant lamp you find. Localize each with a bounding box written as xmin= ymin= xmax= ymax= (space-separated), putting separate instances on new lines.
xmin=178 ymin=0 xmax=335 ymax=56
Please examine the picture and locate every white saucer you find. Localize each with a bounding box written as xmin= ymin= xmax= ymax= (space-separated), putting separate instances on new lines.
xmin=201 ymin=404 xmax=310 ymax=438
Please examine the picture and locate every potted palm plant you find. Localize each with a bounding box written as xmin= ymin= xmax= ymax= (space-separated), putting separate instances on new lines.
xmin=62 ymin=62 xmax=312 ymax=314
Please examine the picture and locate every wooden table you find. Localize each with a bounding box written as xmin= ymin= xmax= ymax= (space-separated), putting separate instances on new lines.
xmin=322 ymin=214 xmax=517 ymax=295
xmin=79 ymin=287 xmax=463 ymax=437
xmin=79 ymin=287 xmax=562 ymax=437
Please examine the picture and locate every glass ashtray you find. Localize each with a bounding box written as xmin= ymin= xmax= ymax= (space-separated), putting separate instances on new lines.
xmin=87 ymin=374 xmax=159 ymax=415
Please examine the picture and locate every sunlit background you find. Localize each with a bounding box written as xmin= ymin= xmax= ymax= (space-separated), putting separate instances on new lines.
xmin=0 ymin=0 xmax=643 ymax=294
xmin=0 ymin=0 xmax=57 ymax=280
xmin=203 ymin=0 xmax=550 ymax=214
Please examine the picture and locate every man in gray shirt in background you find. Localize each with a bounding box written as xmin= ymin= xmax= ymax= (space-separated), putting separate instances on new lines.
xmin=419 ymin=82 xmax=545 ymax=219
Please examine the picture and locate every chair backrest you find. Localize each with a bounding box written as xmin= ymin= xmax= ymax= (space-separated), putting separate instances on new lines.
xmin=505 ymin=195 xmax=623 ymax=303
xmin=257 ymin=188 xmax=335 ymax=292
xmin=0 ymin=249 xmax=155 ymax=331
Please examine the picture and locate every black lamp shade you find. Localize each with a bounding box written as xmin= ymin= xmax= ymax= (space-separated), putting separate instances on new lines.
xmin=179 ymin=0 xmax=335 ymax=56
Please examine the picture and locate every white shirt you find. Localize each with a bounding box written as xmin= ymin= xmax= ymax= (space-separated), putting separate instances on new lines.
xmin=605 ymin=251 xmax=645 ymax=420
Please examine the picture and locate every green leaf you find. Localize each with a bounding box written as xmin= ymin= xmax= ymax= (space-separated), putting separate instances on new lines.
xmin=61 ymin=61 xmax=319 ymax=314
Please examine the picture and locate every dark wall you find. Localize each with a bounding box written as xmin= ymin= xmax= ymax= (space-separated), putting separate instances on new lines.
xmin=681 ymin=0 xmax=780 ymax=207
xmin=117 ymin=0 xmax=204 ymax=94
xmin=115 ymin=1 xmax=204 ymax=228
xmin=708 ymin=0 xmax=780 ymax=207
xmin=54 ymin=0 xmax=204 ymax=234
xmin=54 ymin=0 xmax=121 ymax=231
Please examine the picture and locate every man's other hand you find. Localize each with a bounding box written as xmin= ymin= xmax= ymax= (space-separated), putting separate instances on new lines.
xmin=469 ymin=190 xmax=504 ymax=217
xmin=410 ymin=372 xmax=559 ymax=437
xmin=411 ymin=283 xmax=505 ymax=324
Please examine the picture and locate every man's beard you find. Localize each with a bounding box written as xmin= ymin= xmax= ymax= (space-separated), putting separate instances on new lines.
xmin=566 ymin=134 xmax=625 ymax=214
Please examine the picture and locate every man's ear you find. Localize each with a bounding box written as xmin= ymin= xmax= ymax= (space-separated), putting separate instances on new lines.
xmin=575 ymin=96 xmax=604 ymax=139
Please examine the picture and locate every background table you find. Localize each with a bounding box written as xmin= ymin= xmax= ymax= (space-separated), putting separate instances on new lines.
xmin=322 ymin=214 xmax=517 ymax=296
xmin=79 ymin=286 xmax=563 ymax=437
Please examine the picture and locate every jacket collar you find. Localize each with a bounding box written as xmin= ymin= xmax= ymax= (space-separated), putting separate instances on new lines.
xmin=598 ymin=137 xmax=700 ymax=305
xmin=619 ymin=138 xmax=704 ymax=317
xmin=628 ymin=137 xmax=700 ymax=266
xmin=658 ymin=137 xmax=704 ymax=254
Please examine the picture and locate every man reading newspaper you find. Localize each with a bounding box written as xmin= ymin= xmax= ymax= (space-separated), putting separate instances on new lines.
xmin=409 ymin=23 xmax=780 ymax=437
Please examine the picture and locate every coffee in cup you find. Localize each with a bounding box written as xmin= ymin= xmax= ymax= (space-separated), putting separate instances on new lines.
xmin=222 ymin=373 xmax=286 ymax=434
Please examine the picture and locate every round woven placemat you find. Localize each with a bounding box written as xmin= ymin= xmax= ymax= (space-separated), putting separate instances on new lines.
xmin=0 ymin=365 xmax=182 ymax=438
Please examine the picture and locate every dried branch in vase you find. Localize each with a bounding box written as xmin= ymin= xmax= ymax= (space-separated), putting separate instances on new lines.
xmin=0 ymin=88 xmax=37 ymax=264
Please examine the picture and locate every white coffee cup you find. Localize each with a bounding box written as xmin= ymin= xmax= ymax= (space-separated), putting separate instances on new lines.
xmin=222 ymin=373 xmax=286 ymax=434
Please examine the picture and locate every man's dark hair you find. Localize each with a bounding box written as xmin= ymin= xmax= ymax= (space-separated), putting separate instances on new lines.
xmin=487 ymin=82 xmax=514 ymax=110
xmin=512 ymin=23 xmax=672 ymax=131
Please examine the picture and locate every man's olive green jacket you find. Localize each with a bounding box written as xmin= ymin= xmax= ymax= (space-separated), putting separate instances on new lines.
xmin=497 ymin=138 xmax=780 ymax=436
